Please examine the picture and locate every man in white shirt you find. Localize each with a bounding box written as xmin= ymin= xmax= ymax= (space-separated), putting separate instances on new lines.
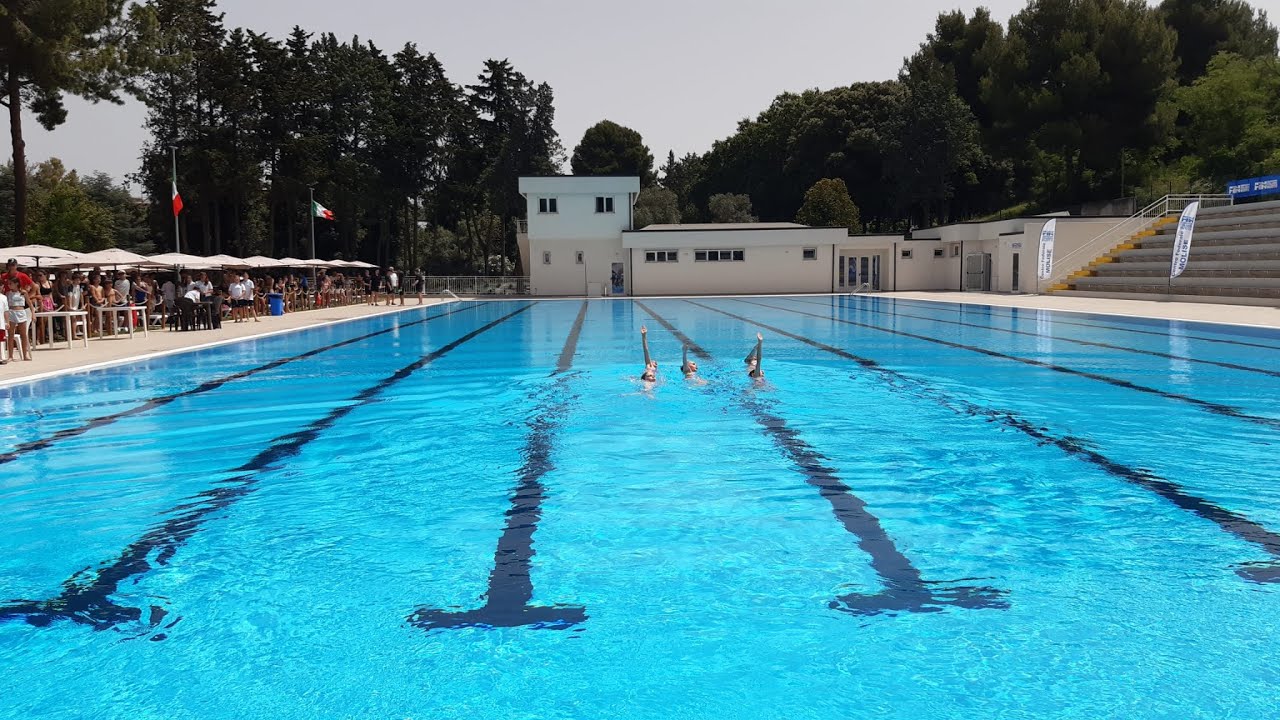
xmin=228 ymin=275 xmax=246 ymax=322
xmin=242 ymin=273 xmax=259 ymax=322
xmin=385 ymin=266 xmax=400 ymax=306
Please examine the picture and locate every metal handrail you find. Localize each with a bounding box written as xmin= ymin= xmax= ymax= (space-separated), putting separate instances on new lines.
xmin=413 ymin=275 xmax=530 ymax=296
xmin=1044 ymin=194 xmax=1233 ymax=287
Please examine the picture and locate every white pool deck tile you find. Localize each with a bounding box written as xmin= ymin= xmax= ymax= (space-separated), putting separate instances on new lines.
xmin=2 ymin=292 xmax=1277 ymax=388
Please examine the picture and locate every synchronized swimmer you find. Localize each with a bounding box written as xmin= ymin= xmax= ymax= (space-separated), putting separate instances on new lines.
xmin=639 ymin=326 xmax=764 ymax=384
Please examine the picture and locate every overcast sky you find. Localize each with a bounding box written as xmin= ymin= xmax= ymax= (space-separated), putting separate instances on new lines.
xmin=19 ymin=0 xmax=1230 ymax=187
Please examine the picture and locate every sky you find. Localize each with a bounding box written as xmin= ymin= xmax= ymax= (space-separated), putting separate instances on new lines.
xmin=18 ymin=0 xmax=1202 ymax=187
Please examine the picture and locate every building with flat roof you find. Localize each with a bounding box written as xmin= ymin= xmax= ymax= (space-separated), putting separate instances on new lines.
xmin=516 ymin=174 xmax=1140 ymax=296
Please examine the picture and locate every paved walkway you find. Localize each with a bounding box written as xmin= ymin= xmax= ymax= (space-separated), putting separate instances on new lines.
xmin=884 ymin=292 xmax=1280 ymax=330
xmin=0 ymin=299 xmax=450 ymax=388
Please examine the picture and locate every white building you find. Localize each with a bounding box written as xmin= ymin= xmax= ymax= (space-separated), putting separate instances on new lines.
xmin=516 ymin=174 xmax=1126 ymax=296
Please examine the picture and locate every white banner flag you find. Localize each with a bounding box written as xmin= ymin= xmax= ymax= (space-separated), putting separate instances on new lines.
xmin=1169 ymin=201 xmax=1200 ymax=279
xmin=1036 ymin=219 xmax=1057 ymax=280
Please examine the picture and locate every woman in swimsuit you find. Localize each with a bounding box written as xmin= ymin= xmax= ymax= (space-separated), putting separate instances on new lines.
xmin=6 ymin=277 xmax=32 ymax=361
xmin=745 ymin=333 xmax=764 ymax=380
xmin=639 ymin=326 xmax=657 ymax=382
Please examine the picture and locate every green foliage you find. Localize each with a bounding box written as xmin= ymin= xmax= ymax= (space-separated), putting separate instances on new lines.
xmin=659 ymin=151 xmax=705 ymax=220
xmin=7 ymin=159 xmax=117 ymax=251
xmin=0 ymin=0 xmax=156 ymax=242
xmin=571 ymin=120 xmax=656 ymax=186
xmin=796 ymin=179 xmax=861 ymax=231
xmin=633 ymin=187 xmax=681 ymax=228
xmin=1159 ymin=0 xmax=1278 ymax=84
xmin=1177 ymin=53 xmax=1280 ymax=185
xmin=707 ymin=193 xmax=756 ymax=223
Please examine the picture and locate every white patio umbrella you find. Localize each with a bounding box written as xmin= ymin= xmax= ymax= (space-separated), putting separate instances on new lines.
xmin=148 ymin=252 xmax=216 ymax=269
xmin=3 ymin=244 xmax=84 ymax=268
xmin=345 ymin=260 xmax=377 ymax=269
xmin=275 ymin=257 xmax=309 ymax=267
xmin=50 ymin=247 xmax=160 ymax=269
xmin=238 ymin=255 xmax=284 ymax=269
xmin=204 ymin=254 xmax=247 ymax=267
xmin=322 ymin=259 xmax=350 ymax=268
xmin=297 ymin=258 xmax=329 ymax=267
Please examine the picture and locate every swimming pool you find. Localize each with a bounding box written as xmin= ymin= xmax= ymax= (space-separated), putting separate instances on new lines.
xmin=1 ymin=296 xmax=1277 ymax=718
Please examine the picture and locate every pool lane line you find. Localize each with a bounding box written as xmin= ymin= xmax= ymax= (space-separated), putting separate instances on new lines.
xmin=686 ymin=299 xmax=1280 ymax=584
xmin=636 ymin=301 xmax=1009 ymax=616
xmin=0 ymin=303 xmax=536 ymax=634
xmin=781 ymin=296 xmax=1280 ymax=380
xmin=878 ymin=296 xmax=1280 ymax=352
xmin=737 ymin=298 xmax=1280 ymax=432
xmin=0 ymin=303 xmax=483 ymax=467
xmin=408 ymin=301 xmax=591 ymax=632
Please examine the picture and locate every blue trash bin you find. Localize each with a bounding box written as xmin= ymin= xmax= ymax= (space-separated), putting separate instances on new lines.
xmin=267 ymin=292 xmax=284 ymax=316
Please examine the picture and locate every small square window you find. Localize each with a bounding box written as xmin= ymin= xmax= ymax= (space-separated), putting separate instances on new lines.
xmin=539 ymin=198 xmax=558 ymax=214
xmin=933 ymin=248 xmax=944 ymax=258
xmin=802 ymin=248 xmax=817 ymax=261
xmin=542 ymin=251 xmax=552 ymax=265
xmin=732 ymin=250 xmax=744 ymax=261
xmin=951 ymin=245 xmax=961 ymax=257
xmin=595 ymin=196 xmax=614 ymax=213
xmin=645 ymin=251 xmax=656 ymax=262
xmin=695 ymin=251 xmax=707 ymax=262
xmin=575 ymin=251 xmax=584 ymax=265
xmin=901 ymin=249 xmax=913 ymax=259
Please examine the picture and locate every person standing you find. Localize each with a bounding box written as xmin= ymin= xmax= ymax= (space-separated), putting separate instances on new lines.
xmin=6 ymin=276 xmax=32 ymax=361
xmin=385 ymin=266 xmax=401 ymax=306
xmin=243 ymin=272 xmax=259 ymax=322
xmin=228 ymin=274 xmax=246 ymax=322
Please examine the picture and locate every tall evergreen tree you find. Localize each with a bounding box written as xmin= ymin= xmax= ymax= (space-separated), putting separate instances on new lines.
xmin=571 ymin=120 xmax=655 ymax=185
xmin=1160 ymin=0 xmax=1279 ymax=84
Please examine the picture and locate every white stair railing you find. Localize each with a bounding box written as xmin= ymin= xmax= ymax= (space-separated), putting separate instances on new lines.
xmin=1044 ymin=194 xmax=1233 ymax=289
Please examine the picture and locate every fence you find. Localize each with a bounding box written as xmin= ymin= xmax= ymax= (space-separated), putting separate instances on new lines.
xmin=413 ymin=275 xmax=530 ymax=296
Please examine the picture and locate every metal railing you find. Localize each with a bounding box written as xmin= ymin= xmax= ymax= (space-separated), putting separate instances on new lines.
xmin=415 ymin=275 xmax=530 ymax=296
xmin=1044 ymin=194 xmax=1234 ymax=288
xmin=515 ymin=219 xmax=529 ymax=234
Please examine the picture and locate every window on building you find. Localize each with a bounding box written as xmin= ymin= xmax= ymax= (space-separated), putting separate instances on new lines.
xmin=802 ymin=247 xmax=817 ymax=261
xmin=933 ymin=248 xmax=944 ymax=258
xmin=644 ymin=250 xmax=678 ymax=263
xmin=538 ymin=197 xmax=558 ymax=214
xmin=595 ymin=196 xmax=615 ymax=213
xmin=575 ymin=251 xmax=584 ymax=265
xmin=901 ymin=249 xmax=913 ymax=259
xmin=542 ymin=251 xmax=552 ymax=265
xmin=951 ymin=245 xmax=961 ymax=257
xmin=694 ymin=249 xmax=745 ymax=262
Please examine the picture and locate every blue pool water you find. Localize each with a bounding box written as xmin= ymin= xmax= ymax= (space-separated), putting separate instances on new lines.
xmin=1 ymin=296 xmax=1278 ymax=719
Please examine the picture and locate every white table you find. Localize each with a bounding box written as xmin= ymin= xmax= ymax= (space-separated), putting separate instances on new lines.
xmin=33 ymin=310 xmax=89 ymax=349
xmin=92 ymin=305 xmax=149 ymax=340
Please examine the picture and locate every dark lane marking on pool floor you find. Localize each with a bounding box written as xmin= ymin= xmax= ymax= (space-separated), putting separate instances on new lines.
xmin=781 ymin=296 xmax=1280 ymax=379
xmin=740 ymin=299 xmax=1280 ymax=432
xmin=689 ymin=300 xmax=1280 ymax=584
xmin=638 ymin=302 xmax=1008 ymax=616
xmin=409 ymin=301 xmax=591 ymax=632
xmin=878 ymin=297 xmax=1280 ymax=353
xmin=0 ymin=302 xmax=482 ymax=466
xmin=0 ymin=304 xmax=535 ymax=634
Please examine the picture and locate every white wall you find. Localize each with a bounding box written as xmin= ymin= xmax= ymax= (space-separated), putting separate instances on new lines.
xmin=530 ymin=238 xmax=629 ymax=296
xmin=629 ymin=244 xmax=835 ymax=295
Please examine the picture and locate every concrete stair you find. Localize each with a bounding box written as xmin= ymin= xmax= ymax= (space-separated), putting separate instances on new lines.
xmin=1049 ymin=198 xmax=1280 ymax=304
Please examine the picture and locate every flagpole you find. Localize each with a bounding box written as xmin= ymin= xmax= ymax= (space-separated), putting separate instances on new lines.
xmin=309 ymin=186 xmax=317 ymax=297
xmin=172 ymin=147 xmax=181 ymax=254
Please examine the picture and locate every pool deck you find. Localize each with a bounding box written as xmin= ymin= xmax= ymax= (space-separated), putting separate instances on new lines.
xmin=880 ymin=292 xmax=1280 ymax=330
xmin=0 ymin=299 xmax=450 ymax=388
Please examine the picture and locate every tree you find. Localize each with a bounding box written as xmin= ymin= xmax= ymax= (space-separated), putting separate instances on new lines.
xmin=571 ymin=120 xmax=655 ymax=185
xmin=659 ymin=150 xmax=704 ymax=220
xmin=796 ymin=179 xmax=861 ymax=231
xmin=633 ymin=187 xmax=681 ymax=228
xmin=0 ymin=0 xmax=154 ymax=243
xmin=983 ymin=0 xmax=1179 ymax=206
xmin=708 ymin=193 xmax=756 ymax=223
xmin=1160 ymin=0 xmax=1279 ymax=84
xmin=25 ymin=159 xmax=114 ymax=251
xmin=1177 ymin=53 xmax=1280 ymax=185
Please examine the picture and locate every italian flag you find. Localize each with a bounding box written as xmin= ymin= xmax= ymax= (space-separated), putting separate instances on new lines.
xmin=312 ymin=200 xmax=335 ymax=221
xmin=171 ymin=167 xmax=183 ymax=217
